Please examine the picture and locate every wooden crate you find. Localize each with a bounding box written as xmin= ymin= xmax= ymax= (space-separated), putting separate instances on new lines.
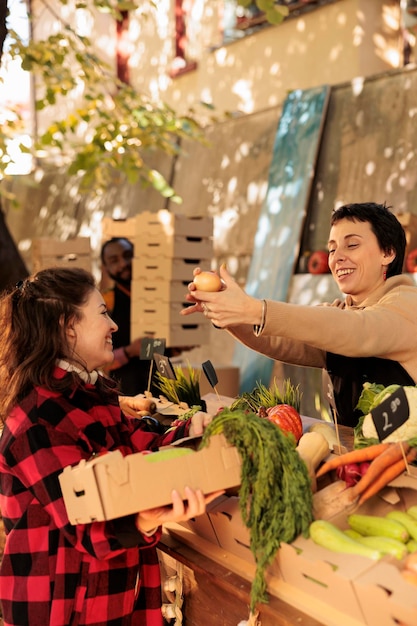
xmin=131 ymin=279 xmax=189 ymax=303
xmin=32 ymin=237 xmax=91 ymax=257
xmin=33 ymin=254 xmax=92 ymax=273
xmin=132 ymin=257 xmax=212 ymax=282
xmin=131 ymin=319 xmax=210 ymax=348
xmin=133 ymin=234 xmax=213 ymax=260
xmin=101 ymin=217 xmax=136 ymax=241
xmin=32 ymin=237 xmax=92 ymax=273
xmin=131 ymin=300 xmax=208 ymax=328
xmin=135 ymin=210 xmax=213 ymax=238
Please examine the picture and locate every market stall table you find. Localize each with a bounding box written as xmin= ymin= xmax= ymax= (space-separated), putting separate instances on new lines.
xmin=158 ymin=530 xmax=325 ymax=626
xmin=157 ymin=418 xmax=358 ymax=626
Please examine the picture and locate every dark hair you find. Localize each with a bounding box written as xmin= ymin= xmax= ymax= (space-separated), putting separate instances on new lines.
xmin=100 ymin=237 xmax=133 ymax=264
xmin=0 ymin=267 xmax=116 ymax=423
xmin=330 ymin=202 xmax=406 ymax=278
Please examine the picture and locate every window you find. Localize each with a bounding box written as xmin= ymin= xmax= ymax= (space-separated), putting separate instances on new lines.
xmin=170 ymin=0 xmax=198 ymax=77
xmin=222 ymin=1 xmax=334 ymax=45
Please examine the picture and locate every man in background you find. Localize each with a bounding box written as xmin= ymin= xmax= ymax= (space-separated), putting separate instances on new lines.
xmin=100 ymin=237 xmax=152 ymax=396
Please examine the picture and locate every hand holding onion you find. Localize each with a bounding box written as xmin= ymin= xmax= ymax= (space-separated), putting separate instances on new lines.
xmin=181 ymin=265 xmax=264 ymax=329
xmin=193 ymin=270 xmax=223 ymax=292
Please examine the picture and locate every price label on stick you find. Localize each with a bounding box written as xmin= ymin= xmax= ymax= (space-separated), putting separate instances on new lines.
xmin=202 ymin=360 xmax=222 ymax=401
xmin=370 ymin=387 xmax=409 ymax=441
xmin=140 ymin=338 xmax=166 ymax=360
xmin=202 ymin=360 xmax=218 ymax=389
xmin=153 ymin=353 xmax=176 ymax=380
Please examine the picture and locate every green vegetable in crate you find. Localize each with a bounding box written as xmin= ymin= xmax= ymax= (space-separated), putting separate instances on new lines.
xmin=407 ymin=505 xmax=417 ymax=520
xmin=406 ymin=539 xmax=417 ymax=553
xmin=344 ymin=528 xmax=407 ymax=560
xmin=386 ymin=511 xmax=417 ymax=541
xmin=199 ymin=408 xmax=313 ymax=614
xmin=350 ymin=534 xmax=408 ymax=560
xmin=309 ymin=520 xmax=382 ymax=560
xmin=354 ymin=383 xmax=417 ymax=446
xmin=143 ymin=447 xmax=194 ymax=463
xmin=347 ymin=514 xmax=409 ymax=543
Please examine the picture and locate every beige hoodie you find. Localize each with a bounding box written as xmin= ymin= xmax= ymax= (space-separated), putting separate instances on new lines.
xmin=228 ymin=275 xmax=417 ymax=384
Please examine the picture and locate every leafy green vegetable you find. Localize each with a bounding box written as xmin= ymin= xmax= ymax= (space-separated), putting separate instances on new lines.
xmin=354 ymin=381 xmax=417 ymax=448
xmin=200 ymin=408 xmax=313 ymax=612
xmin=353 ymin=415 xmax=380 ymax=449
xmin=355 ymin=382 xmax=386 ymax=416
xmin=229 ymin=378 xmax=301 ymax=413
xmin=154 ymin=363 xmax=205 ymax=409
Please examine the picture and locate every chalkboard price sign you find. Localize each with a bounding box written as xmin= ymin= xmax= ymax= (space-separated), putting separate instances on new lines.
xmin=140 ymin=338 xmax=166 ymax=360
xmin=153 ymin=353 xmax=176 ymax=380
xmin=370 ymin=387 xmax=409 ymax=441
xmin=202 ymin=360 xmax=218 ymax=389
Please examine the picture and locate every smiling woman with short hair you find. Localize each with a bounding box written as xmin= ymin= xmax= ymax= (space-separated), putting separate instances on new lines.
xmin=182 ymin=202 xmax=417 ymax=427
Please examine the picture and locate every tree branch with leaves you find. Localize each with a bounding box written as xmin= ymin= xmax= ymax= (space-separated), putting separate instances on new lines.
xmin=0 ymin=0 xmax=292 ymax=200
xmin=0 ymin=0 xmax=208 ymax=200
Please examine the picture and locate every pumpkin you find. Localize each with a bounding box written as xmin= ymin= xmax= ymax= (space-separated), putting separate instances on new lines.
xmin=266 ymin=404 xmax=303 ymax=443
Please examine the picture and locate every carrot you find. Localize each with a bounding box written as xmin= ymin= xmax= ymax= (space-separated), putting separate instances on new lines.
xmin=357 ymin=447 xmax=417 ymax=506
xmin=350 ymin=442 xmax=411 ymax=500
xmin=315 ymin=442 xmax=391 ymax=478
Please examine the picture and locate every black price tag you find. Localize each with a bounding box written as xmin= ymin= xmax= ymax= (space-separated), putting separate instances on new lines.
xmin=140 ymin=338 xmax=166 ymax=360
xmin=370 ymin=387 xmax=409 ymax=441
xmin=153 ymin=353 xmax=176 ymax=380
xmin=202 ymin=360 xmax=218 ymax=388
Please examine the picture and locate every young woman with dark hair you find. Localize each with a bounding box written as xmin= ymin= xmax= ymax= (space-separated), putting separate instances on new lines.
xmin=0 ymin=267 xmax=220 ymax=626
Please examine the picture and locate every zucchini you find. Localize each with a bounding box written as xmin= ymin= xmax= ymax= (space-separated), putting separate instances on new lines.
xmin=309 ymin=520 xmax=381 ymax=560
xmin=407 ymin=505 xmax=417 ymax=521
xmin=344 ymin=529 xmax=362 ymax=540
xmin=347 ymin=514 xmax=410 ymax=543
xmin=406 ymin=538 xmax=417 ymax=553
xmin=386 ymin=511 xmax=417 ymax=542
xmin=353 ymin=535 xmax=408 ymax=560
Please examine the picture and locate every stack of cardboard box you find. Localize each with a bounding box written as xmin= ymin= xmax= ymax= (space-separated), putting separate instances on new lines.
xmin=32 ymin=237 xmax=92 ymax=273
xmin=131 ymin=210 xmax=214 ymax=347
xmin=397 ymin=212 xmax=417 ymax=272
xmin=101 ymin=217 xmax=136 ymax=241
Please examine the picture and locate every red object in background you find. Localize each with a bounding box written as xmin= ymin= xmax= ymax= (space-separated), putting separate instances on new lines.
xmin=266 ymin=404 xmax=303 ymax=443
xmin=406 ymin=249 xmax=417 ymax=273
xmin=307 ymin=250 xmax=330 ymax=274
xmin=116 ymin=11 xmax=130 ymax=84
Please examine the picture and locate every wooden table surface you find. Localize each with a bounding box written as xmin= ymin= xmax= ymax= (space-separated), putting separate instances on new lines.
xmin=158 ymin=531 xmax=326 ymax=626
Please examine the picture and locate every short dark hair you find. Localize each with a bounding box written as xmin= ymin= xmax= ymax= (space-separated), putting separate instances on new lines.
xmin=330 ymin=202 xmax=406 ymax=278
xmin=100 ymin=237 xmax=133 ymax=264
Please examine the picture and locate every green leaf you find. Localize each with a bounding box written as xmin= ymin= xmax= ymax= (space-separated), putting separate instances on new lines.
xmin=257 ymin=0 xmax=274 ymax=12
xmin=266 ymin=6 xmax=288 ymax=24
xmin=154 ymin=363 xmax=203 ymax=407
xmin=2 ymin=1 xmax=206 ymax=201
xmin=115 ymin=1 xmax=138 ymax=11
xmin=18 ymin=143 xmax=31 ymax=154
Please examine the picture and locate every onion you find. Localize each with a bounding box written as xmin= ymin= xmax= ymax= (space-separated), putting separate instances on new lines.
xmin=193 ymin=271 xmax=222 ymax=292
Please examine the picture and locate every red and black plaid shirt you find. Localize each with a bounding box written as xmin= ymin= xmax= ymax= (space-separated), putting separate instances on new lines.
xmin=0 ymin=367 xmax=190 ymax=625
